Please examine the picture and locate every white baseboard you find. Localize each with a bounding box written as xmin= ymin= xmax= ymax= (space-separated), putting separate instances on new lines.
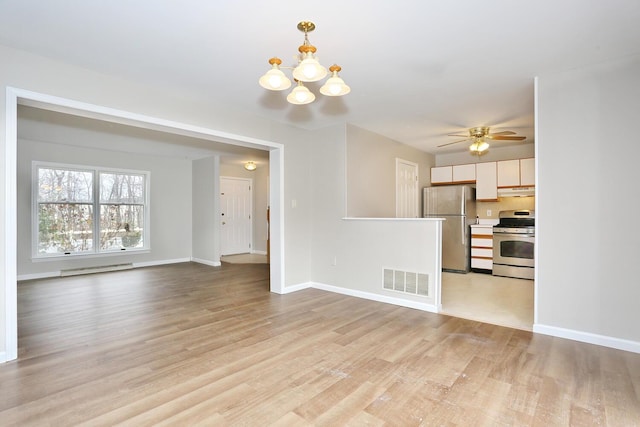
xmin=534 ymin=324 xmax=640 ymax=354
xmin=17 ymin=258 xmax=193 ymax=282
xmin=134 ymin=258 xmax=191 ymax=268
xmin=191 ymin=258 xmax=222 ymax=267
xmin=280 ymin=282 xmax=313 ymax=294
xmin=282 ymin=281 xmax=437 ymax=313
xmin=312 ymin=282 xmax=438 ymax=313
xmin=251 ymin=250 xmax=268 ymax=256
xmin=17 ymin=271 xmax=60 ymax=281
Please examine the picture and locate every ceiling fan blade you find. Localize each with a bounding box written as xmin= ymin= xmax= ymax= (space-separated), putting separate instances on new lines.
xmin=446 ymin=133 xmax=470 ymax=137
xmin=489 ymin=135 xmax=526 ymax=141
xmin=489 ymin=131 xmax=516 ymax=136
xmin=438 ymin=138 xmax=470 ymax=147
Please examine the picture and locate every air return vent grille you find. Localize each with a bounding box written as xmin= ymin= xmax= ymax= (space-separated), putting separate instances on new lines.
xmin=383 ymin=269 xmax=429 ymax=297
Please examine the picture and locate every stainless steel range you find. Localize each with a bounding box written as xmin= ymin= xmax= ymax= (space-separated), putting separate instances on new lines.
xmin=493 ymin=210 xmax=535 ymax=280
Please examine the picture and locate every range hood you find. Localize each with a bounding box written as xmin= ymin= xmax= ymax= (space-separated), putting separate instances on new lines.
xmin=497 ymin=187 xmax=535 ymax=197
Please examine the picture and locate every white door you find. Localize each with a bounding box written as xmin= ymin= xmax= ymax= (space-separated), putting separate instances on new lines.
xmin=396 ymin=159 xmax=419 ymax=218
xmin=220 ymin=177 xmax=252 ymax=255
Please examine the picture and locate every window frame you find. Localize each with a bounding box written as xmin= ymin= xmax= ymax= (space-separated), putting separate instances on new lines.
xmin=32 ymin=161 xmax=150 ymax=260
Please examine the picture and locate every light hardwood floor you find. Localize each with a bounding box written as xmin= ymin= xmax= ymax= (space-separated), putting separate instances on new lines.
xmin=1 ymin=262 xmax=639 ymax=426
xmin=220 ymin=253 xmax=269 ymax=264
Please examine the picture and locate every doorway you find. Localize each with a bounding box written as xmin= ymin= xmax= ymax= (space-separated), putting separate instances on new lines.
xmin=220 ymin=177 xmax=252 ymax=255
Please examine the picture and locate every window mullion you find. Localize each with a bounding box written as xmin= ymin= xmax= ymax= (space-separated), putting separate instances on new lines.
xmin=94 ymin=170 xmax=100 ymax=253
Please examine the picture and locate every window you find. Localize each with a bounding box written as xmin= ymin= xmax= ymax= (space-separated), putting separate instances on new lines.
xmin=99 ymin=172 xmax=146 ymax=251
xmin=34 ymin=163 xmax=149 ymax=258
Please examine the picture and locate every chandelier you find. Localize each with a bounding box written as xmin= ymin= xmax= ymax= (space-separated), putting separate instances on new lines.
xmin=258 ymin=21 xmax=350 ymax=105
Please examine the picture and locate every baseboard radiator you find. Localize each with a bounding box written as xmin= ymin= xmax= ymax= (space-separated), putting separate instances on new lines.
xmin=60 ymin=263 xmax=134 ymax=277
xmin=383 ymin=268 xmax=429 ymax=297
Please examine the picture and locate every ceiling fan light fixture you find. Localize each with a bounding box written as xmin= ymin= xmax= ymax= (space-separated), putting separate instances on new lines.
xmin=471 ymin=126 xmax=490 ymax=138
xmin=440 ymin=126 xmax=526 ymax=152
xmin=469 ymin=139 xmax=490 ymax=154
xmin=259 ymin=21 xmax=349 ymax=104
xmin=244 ymin=161 xmax=257 ymax=171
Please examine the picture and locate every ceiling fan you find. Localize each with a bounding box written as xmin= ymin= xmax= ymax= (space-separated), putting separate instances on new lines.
xmin=438 ymin=126 xmax=526 ymax=154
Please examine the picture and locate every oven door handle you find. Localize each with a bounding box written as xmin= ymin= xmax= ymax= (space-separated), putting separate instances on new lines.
xmin=493 ymin=233 xmax=536 ymax=239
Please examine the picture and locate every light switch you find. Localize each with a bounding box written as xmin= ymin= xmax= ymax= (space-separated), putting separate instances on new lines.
xmin=291 ymin=199 xmax=297 ymax=208
xmin=487 ymin=209 xmax=492 ymax=216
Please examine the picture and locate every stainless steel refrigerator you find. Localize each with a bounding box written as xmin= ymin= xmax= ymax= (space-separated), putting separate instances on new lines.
xmin=423 ymin=185 xmax=476 ymax=272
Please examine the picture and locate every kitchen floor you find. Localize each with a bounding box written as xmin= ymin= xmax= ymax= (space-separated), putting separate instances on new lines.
xmin=441 ymin=271 xmax=534 ymax=331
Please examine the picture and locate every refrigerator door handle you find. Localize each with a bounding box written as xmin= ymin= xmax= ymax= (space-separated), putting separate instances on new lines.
xmin=460 ymin=187 xmax=467 ymax=245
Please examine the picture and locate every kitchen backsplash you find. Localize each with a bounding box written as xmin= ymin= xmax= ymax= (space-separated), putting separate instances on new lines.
xmin=477 ymin=196 xmax=535 ymax=220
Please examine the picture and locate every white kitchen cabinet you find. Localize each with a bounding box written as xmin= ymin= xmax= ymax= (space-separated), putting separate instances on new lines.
xmin=497 ymin=158 xmax=535 ymax=188
xmin=431 ymin=166 xmax=452 ymax=184
xmin=452 ymin=164 xmax=476 ymax=182
xmin=431 ymin=164 xmax=475 ymax=184
xmin=497 ymin=159 xmax=520 ymax=187
xmin=520 ymin=158 xmax=535 ymax=186
xmin=471 ymin=225 xmax=493 ymax=271
xmin=475 ymin=162 xmax=497 ymax=200
xmin=433 ymin=158 xmax=533 ymax=193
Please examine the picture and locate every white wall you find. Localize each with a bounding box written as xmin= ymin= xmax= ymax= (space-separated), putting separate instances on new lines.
xmin=262 ymin=124 xmax=313 ymax=289
xmin=192 ymin=156 xmax=220 ymax=265
xmin=17 ymin=138 xmax=192 ymax=278
xmin=310 ymin=124 xmax=442 ymax=310
xmin=536 ymin=54 xmax=640 ymax=346
xmin=346 ymin=124 xmax=435 ymax=217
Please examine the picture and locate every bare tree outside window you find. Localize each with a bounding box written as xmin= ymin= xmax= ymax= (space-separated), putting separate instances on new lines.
xmin=37 ymin=168 xmax=94 ymax=254
xmin=100 ymin=172 xmax=145 ymax=249
xmin=36 ymin=165 xmax=148 ymax=257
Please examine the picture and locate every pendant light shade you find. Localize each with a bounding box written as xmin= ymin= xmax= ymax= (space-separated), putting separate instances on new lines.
xmin=286 ymin=81 xmax=315 ymax=105
xmin=259 ymin=21 xmax=350 ymax=105
xmin=292 ymin=52 xmax=327 ymax=82
xmin=320 ymin=65 xmax=351 ymax=96
xmin=258 ymin=58 xmax=292 ymax=91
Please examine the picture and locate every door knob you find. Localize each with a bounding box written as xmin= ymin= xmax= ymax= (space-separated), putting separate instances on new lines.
xmin=222 ymin=222 xmax=226 ymax=225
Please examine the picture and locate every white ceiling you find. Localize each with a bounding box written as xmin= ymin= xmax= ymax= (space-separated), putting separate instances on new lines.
xmin=2 ymin=1 xmax=640 ymax=155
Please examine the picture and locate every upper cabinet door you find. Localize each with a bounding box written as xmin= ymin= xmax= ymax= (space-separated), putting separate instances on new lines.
xmin=452 ymin=164 xmax=476 ymax=183
xmin=520 ymin=158 xmax=535 ymax=186
xmin=431 ymin=166 xmax=453 ymax=184
xmin=497 ymin=159 xmax=520 ymax=187
xmin=476 ymin=161 xmax=497 ymax=200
